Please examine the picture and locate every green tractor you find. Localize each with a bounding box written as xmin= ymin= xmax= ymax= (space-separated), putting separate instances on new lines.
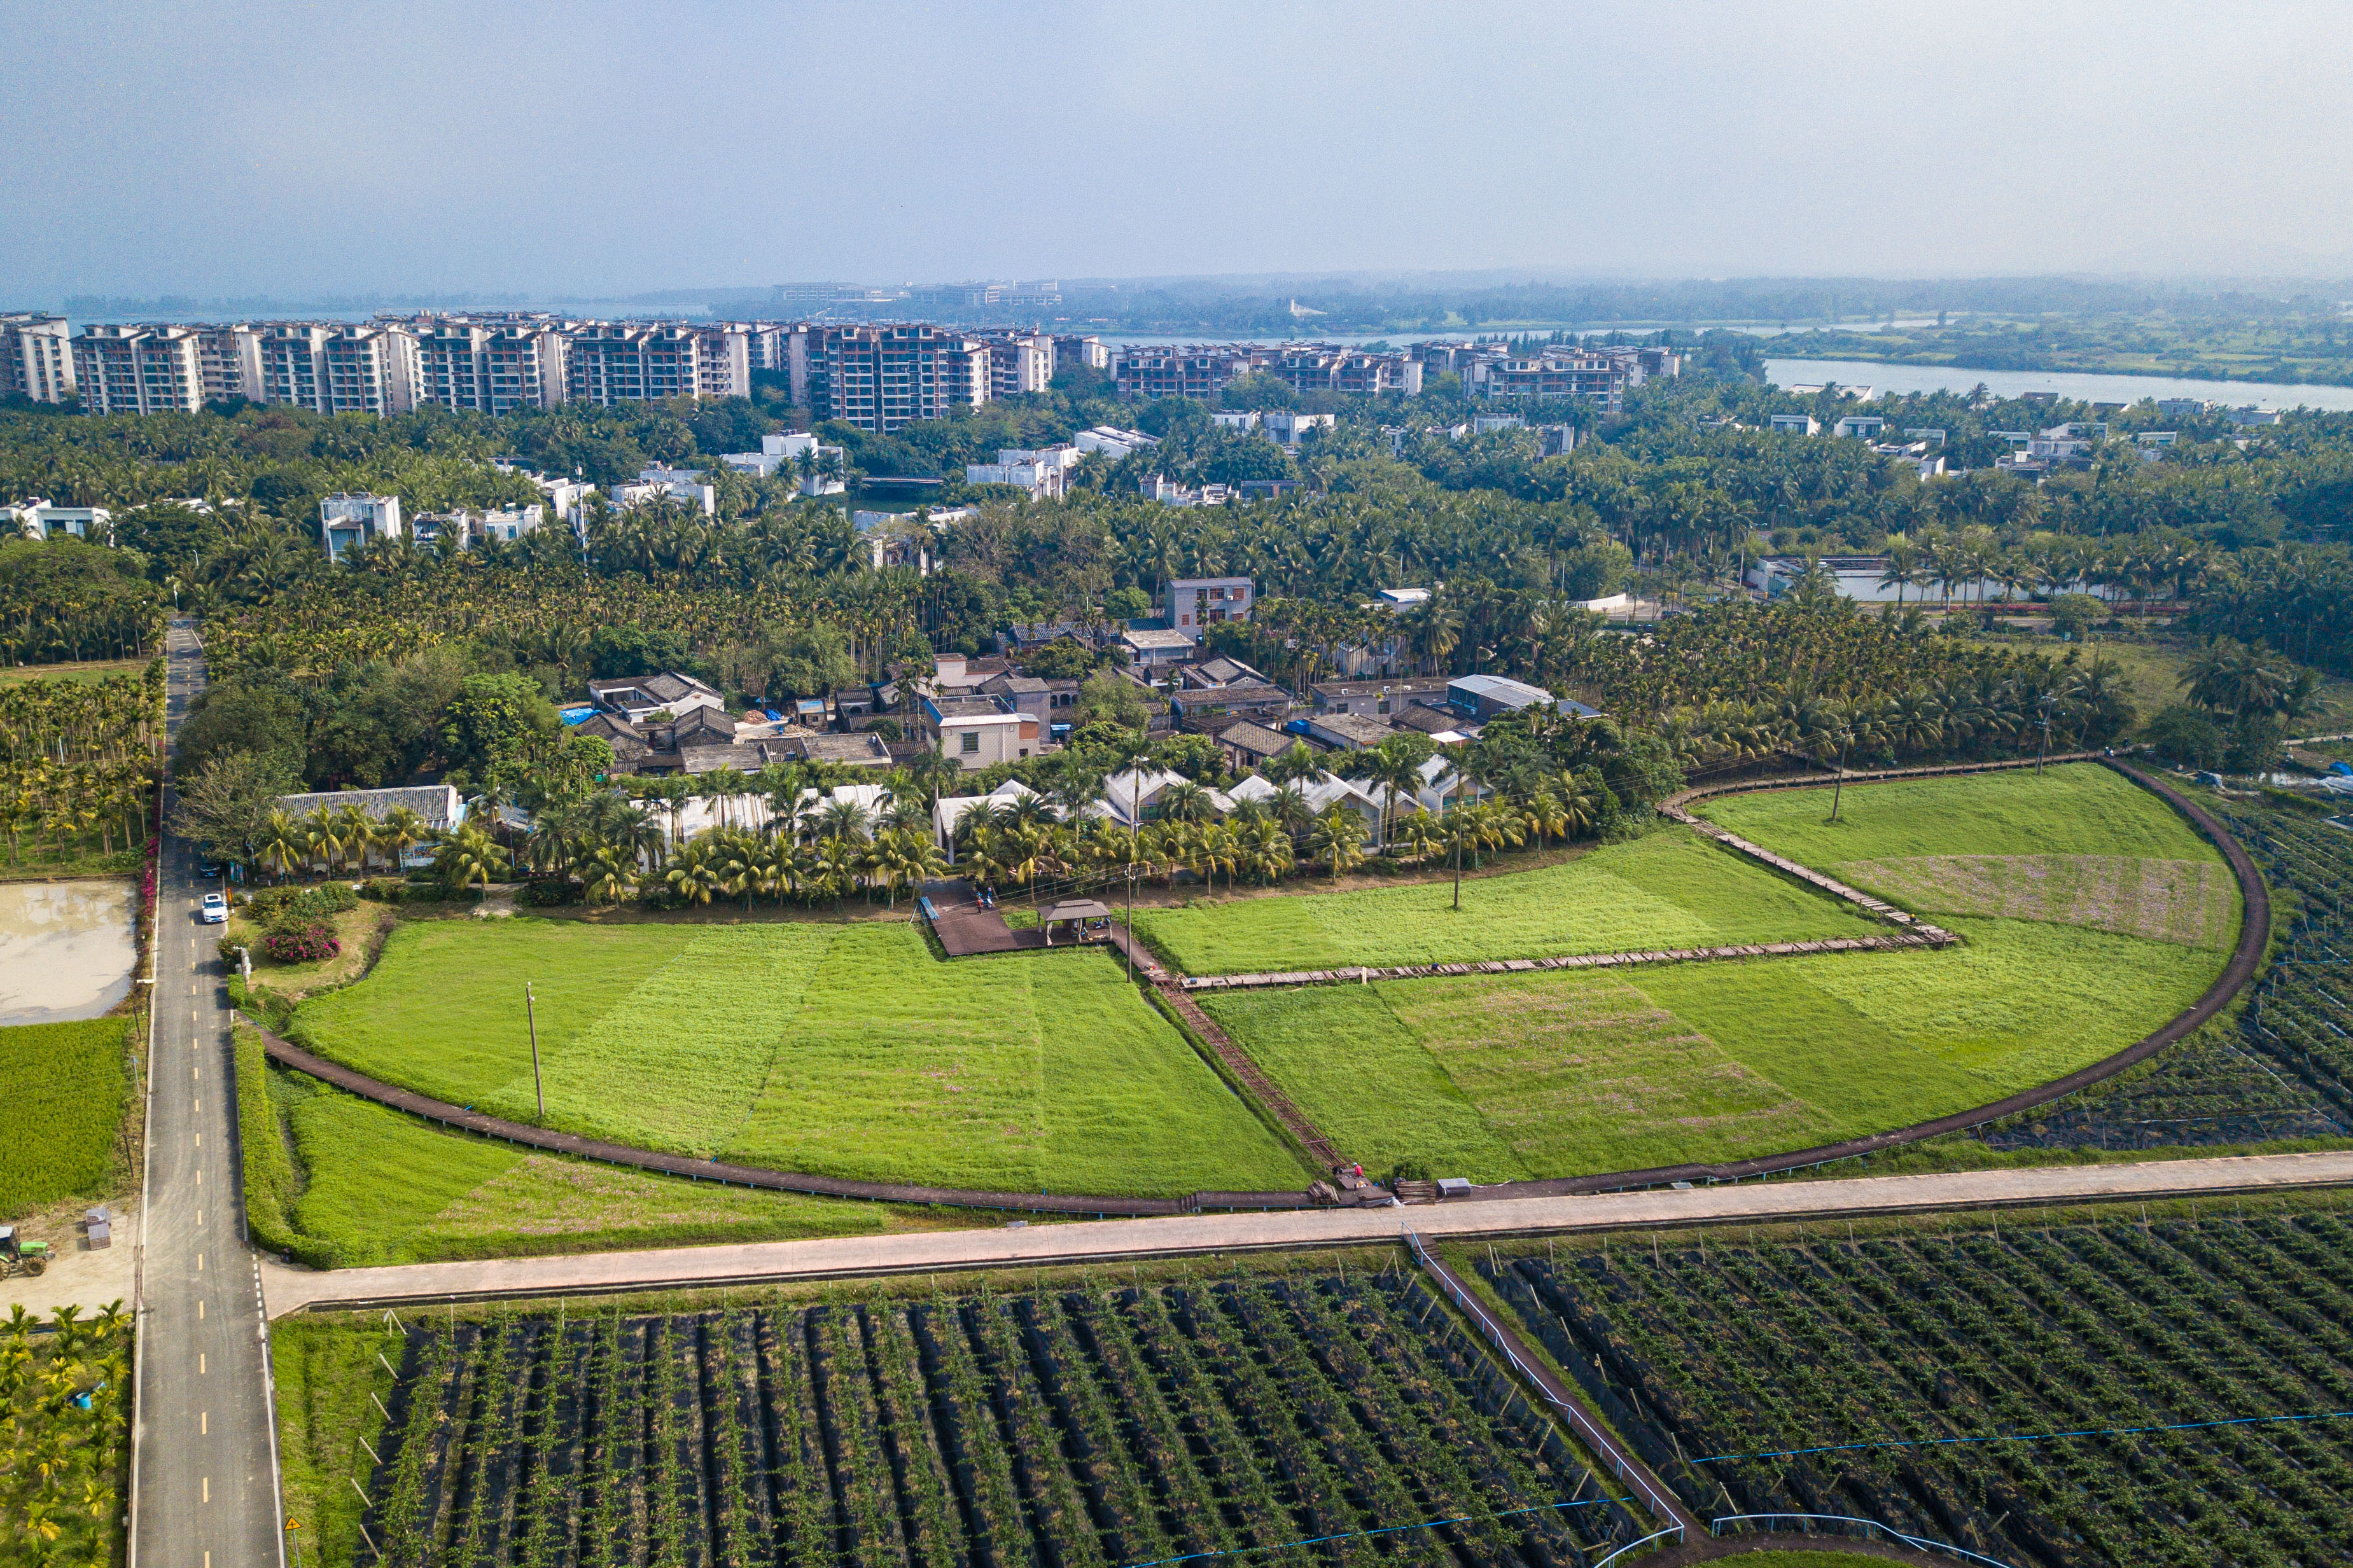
xmin=0 ymin=1227 xmax=48 ymax=1279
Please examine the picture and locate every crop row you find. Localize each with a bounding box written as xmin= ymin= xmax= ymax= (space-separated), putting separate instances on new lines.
xmin=1981 ymin=803 xmax=2353 ymax=1152
xmin=1481 ymin=1206 xmax=2353 ymax=1567
xmin=354 ymin=1270 xmax=1633 ymax=1567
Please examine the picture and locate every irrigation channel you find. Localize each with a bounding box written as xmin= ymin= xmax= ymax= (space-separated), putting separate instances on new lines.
xmin=252 ymin=753 xmax=2271 ymax=1218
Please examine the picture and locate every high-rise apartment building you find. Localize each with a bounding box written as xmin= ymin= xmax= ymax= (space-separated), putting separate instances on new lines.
xmin=72 ymin=324 xmax=206 ymax=414
xmin=819 ymin=324 xmax=990 ymax=432
xmin=566 ymin=323 xmax=704 ymax=405
xmin=1269 ymin=345 xmax=1421 ymax=397
xmin=1 ymin=313 xmax=76 ymax=403
xmin=1462 ymin=349 xmax=1632 ymax=412
xmin=196 ymin=325 xmax=263 ymax=404
xmin=258 ymin=324 xmax=419 ymax=415
xmin=258 ymin=324 xmax=333 ymax=410
xmin=322 ymin=324 xmax=419 ymax=415
xmin=979 ymin=333 xmax=1054 ymax=399
xmin=694 ymin=325 xmax=750 ymax=400
xmin=412 ymin=319 xmax=568 ymax=413
xmin=1114 ymin=345 xmax=1271 ymax=401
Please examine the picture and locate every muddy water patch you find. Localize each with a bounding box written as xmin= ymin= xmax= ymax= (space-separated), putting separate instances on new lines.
xmin=0 ymin=880 xmax=136 ymax=1025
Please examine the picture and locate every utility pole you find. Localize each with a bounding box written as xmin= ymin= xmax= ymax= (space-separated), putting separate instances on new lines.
xmin=1124 ymin=864 xmax=1138 ymax=981
xmin=525 ymin=981 xmax=544 ymax=1122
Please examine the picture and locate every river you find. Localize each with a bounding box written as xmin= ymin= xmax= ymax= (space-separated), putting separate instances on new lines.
xmin=1764 ymin=357 xmax=2353 ymax=413
xmin=0 ymin=880 xmax=137 ymax=1027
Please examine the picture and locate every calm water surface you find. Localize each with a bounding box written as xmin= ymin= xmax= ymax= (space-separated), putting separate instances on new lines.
xmin=0 ymin=880 xmax=136 ymax=1026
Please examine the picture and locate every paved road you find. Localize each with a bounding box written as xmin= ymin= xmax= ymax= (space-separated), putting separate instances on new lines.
xmin=132 ymin=620 xmax=283 ymax=1568
xmin=262 ymin=1146 xmax=2353 ymax=1315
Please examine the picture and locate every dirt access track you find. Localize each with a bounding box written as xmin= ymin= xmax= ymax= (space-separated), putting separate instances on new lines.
xmin=260 ymin=1146 xmax=2353 ymax=1315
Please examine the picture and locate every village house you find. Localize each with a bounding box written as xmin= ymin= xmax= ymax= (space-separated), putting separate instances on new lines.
xmin=272 ymin=784 xmax=466 ymax=868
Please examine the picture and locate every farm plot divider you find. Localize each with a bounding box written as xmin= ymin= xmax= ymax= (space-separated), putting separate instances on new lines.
xmin=344 ymin=1268 xmax=1644 ymax=1567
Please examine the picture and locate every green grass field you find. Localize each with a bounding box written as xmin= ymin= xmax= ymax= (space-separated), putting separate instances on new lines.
xmin=292 ymin=919 xmax=1305 ymax=1198
xmin=1696 ymin=762 xmax=2219 ymax=864
xmin=1130 ymin=826 xmax=1880 ymax=975
xmin=1204 ymin=765 xmax=2240 ymax=1181
xmin=0 ymin=1018 xmax=130 ymax=1218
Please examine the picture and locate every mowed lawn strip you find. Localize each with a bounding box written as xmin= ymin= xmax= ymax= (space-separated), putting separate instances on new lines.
xmin=276 ymin=1074 xmax=901 ymax=1266
xmin=293 ymin=918 xmax=699 ymax=1104
xmin=298 ymin=916 xmax=1302 ymax=1197
xmin=725 ymin=928 xmax=1306 ymax=1195
xmin=484 ymin=923 xmax=835 ymax=1153
xmin=1789 ymin=915 xmax=2220 ymax=1083
xmin=1210 ymin=915 xmax=2224 ymax=1181
xmin=1197 ymin=985 xmax=1522 ymax=1180
xmin=1134 ymin=825 xmax=1879 ymax=976
xmin=1383 ymin=971 xmax=1838 ymax=1177
xmin=1698 ymin=762 xmax=2223 ymax=866
xmin=1829 ymin=854 xmax=2237 ymax=949
xmin=1036 ymin=959 xmax=1309 ymax=1194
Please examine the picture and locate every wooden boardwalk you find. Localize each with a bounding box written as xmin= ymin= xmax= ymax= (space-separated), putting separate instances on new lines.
xmin=922 ymin=877 xmax=1041 ymax=956
xmin=1180 ymin=931 xmax=1957 ymax=992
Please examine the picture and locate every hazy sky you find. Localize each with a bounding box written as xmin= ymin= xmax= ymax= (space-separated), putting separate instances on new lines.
xmin=8 ymin=1 xmax=2352 ymax=302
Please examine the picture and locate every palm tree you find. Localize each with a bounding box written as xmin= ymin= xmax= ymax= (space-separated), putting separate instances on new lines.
xmin=1340 ymin=735 xmax=1432 ymax=849
xmin=300 ymin=805 xmax=340 ymax=875
xmin=581 ymin=844 xmax=637 ymax=907
xmin=255 ymin=809 xmax=304 ymax=884
xmin=1156 ymin=781 xmax=1215 ymax=825
xmin=903 ymin=749 xmax=963 ymax=812
xmin=1304 ymin=805 xmax=1369 ymax=882
xmin=1389 ymin=807 xmax=1440 ymax=864
xmin=377 ymin=805 xmax=429 ymax=875
xmin=869 ymin=826 xmax=947 ymax=909
xmin=332 ymin=801 xmax=377 ymax=873
xmin=1238 ymin=817 xmax=1295 ymax=884
xmin=431 ymin=824 xmax=509 ymax=900
xmin=663 ymin=835 xmax=725 ymax=907
xmin=1259 ymin=740 xmax=1322 ymax=787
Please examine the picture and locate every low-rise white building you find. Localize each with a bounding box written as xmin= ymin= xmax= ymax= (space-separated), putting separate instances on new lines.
xmin=4 ymin=497 xmax=113 ymax=542
xmin=922 ymin=692 xmax=1040 ymax=770
xmin=1074 ymin=426 xmax=1157 ymax=459
xmin=1263 ymin=410 xmax=1335 ymax=448
xmin=721 ymin=431 xmax=846 ymax=494
xmin=319 ymin=494 xmax=403 ymax=562
xmin=272 ymin=784 xmax=465 ymax=868
xmin=965 ymin=445 xmax=1082 ymax=499
xmin=411 ymin=504 xmax=548 ymax=550
xmin=1833 ymin=415 xmax=1885 ymax=440
xmin=614 ymin=468 xmax=717 ymax=516
xmin=1768 ymin=413 xmax=1820 ymax=436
